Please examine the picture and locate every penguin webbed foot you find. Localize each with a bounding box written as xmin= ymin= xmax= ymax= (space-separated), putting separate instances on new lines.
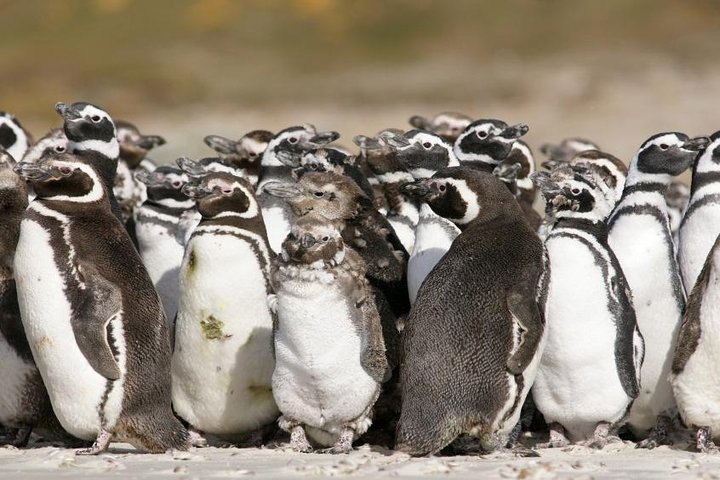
xmin=577 ymin=422 xmax=616 ymax=449
xmin=188 ymin=428 xmax=207 ymax=448
xmin=636 ymin=414 xmax=674 ymax=449
xmin=289 ymin=425 xmax=313 ymax=453
xmin=321 ymin=427 xmax=354 ymax=454
xmin=75 ymin=429 xmax=112 ymax=455
xmin=695 ymin=427 xmax=719 ymax=454
xmin=537 ymin=422 xmax=570 ymax=449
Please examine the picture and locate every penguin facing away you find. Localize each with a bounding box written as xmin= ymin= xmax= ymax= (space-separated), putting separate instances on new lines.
xmin=172 ymin=172 xmax=278 ymax=441
xmin=530 ymin=165 xmax=644 ymax=447
xmin=396 ymin=167 xmax=546 ymax=456
xmin=13 ymin=152 xmax=188 ymax=454
xmin=540 ymin=137 xmax=601 ymax=170
xmin=608 ymin=132 xmax=709 ymax=444
xmin=270 ymin=213 xmax=388 ymax=453
xmin=408 ymin=111 xmax=472 ymax=143
xmin=0 ymin=112 xmax=32 ymax=162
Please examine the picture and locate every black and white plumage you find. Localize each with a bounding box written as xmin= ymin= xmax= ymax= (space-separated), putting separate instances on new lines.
xmin=540 ymin=137 xmax=601 ymax=170
xmin=22 ymin=128 xmax=69 ymax=164
xmin=531 ymin=165 xmax=643 ymax=447
xmin=0 ymin=112 xmax=32 ymax=162
xmin=270 ymin=213 xmax=388 ymax=453
xmin=13 ymin=151 xmax=188 ymax=454
xmin=408 ymin=111 xmax=472 ymax=143
xmin=396 ymin=167 xmax=546 ymax=456
xmin=608 ymin=132 xmax=709 ymax=441
xmin=204 ymin=129 xmax=273 ymax=187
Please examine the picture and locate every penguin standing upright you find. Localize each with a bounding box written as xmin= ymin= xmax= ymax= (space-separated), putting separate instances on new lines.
xmin=22 ymin=129 xmax=69 ymax=164
xmin=539 ymin=137 xmax=601 ymax=170
xmin=0 ymin=112 xmax=32 ymax=162
xmin=677 ymin=132 xmax=720 ymax=293
xmin=13 ymin=151 xmax=188 ymax=454
xmin=530 ymin=165 xmax=644 ymax=447
xmin=204 ymin=129 xmax=273 ymax=187
xmin=396 ymin=167 xmax=546 ymax=455
xmin=608 ymin=132 xmax=709 ymax=444
xmin=408 ymin=111 xmax=472 ymax=143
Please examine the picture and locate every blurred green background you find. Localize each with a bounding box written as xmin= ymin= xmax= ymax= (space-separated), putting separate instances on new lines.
xmin=2 ymin=0 xmax=720 ymax=161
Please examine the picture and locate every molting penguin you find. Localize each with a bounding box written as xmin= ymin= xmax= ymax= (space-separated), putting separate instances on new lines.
xmin=408 ymin=111 xmax=472 ymax=143
xmin=396 ymin=166 xmax=546 ymax=455
xmin=257 ymin=125 xmax=339 ymax=253
xmin=270 ymin=213 xmax=388 ymax=453
xmin=204 ymin=129 xmax=273 ymax=187
xmin=13 ymin=151 xmax=188 ymax=454
xmin=540 ymin=137 xmax=601 ymax=170
xmin=678 ymin=132 xmax=720 ymax=293
xmin=608 ymin=132 xmax=709 ymax=444
xmin=134 ymin=166 xmax=195 ymax=330
xmin=0 ymin=112 xmax=32 ymax=162
xmin=172 ymin=172 xmax=278 ymax=442
xmin=530 ymin=165 xmax=643 ymax=447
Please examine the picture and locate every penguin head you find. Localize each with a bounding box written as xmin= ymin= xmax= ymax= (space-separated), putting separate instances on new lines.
xmin=135 ymin=166 xmax=192 ymax=207
xmin=664 ymin=180 xmax=690 ymax=212
xmin=176 ymin=155 xmax=245 ymax=180
xmin=454 ymin=119 xmax=529 ymax=167
xmin=632 ymin=132 xmax=709 ymax=178
xmin=181 ymin=172 xmax=258 ymax=219
xmin=262 ymin=124 xmax=339 ymax=168
xmin=540 ymin=137 xmax=600 ymax=170
xmin=281 ymin=213 xmax=345 ymax=266
xmin=353 ymin=129 xmax=410 ymax=182
xmin=569 ymin=149 xmax=627 ymax=206
xmin=114 ymin=120 xmax=165 ymax=168
xmin=385 ymin=130 xmax=458 ymax=180
xmin=55 ymin=102 xmax=119 ymax=159
xmin=0 ymin=111 xmax=32 ymax=161
xmin=692 ymin=130 xmax=720 ymax=174
xmin=21 ymin=128 xmax=69 ymax=164
xmin=263 ymin=171 xmax=366 ymax=221
xmin=0 ymin=147 xmax=16 ymax=169
xmin=204 ymin=129 xmax=273 ymax=170
xmin=409 ymin=112 xmax=472 ymax=143
xmin=532 ymin=164 xmax=614 ymax=222
xmin=14 ymin=152 xmax=106 ymax=203
xmin=292 ymin=147 xmax=350 ymax=178
xmin=401 ymin=166 xmax=518 ymax=226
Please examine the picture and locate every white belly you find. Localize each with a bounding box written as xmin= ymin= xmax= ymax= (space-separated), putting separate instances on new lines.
xmin=172 ymin=234 xmax=277 ymax=434
xmin=0 ymin=333 xmax=39 ymax=426
xmin=533 ymin=236 xmax=632 ymax=441
xmin=678 ymin=206 xmax=720 ymax=295
xmin=272 ymin=280 xmax=378 ymax=438
xmin=387 ymin=216 xmax=415 ymax=253
xmin=14 ymin=218 xmax=124 ymax=440
xmin=259 ymin=196 xmax=292 ymax=253
xmin=609 ymin=214 xmax=681 ymax=433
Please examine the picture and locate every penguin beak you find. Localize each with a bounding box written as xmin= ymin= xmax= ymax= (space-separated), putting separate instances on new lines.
xmin=352 ymin=135 xmax=384 ymax=151
xmin=176 ymin=157 xmax=206 ymax=177
xmin=299 ymin=233 xmax=317 ymax=249
xmin=204 ymin=135 xmax=237 ymax=155
xmin=682 ymin=136 xmax=711 ymax=152
xmin=262 ymin=181 xmax=302 ymax=198
xmin=530 ymin=171 xmax=563 ymax=199
xmin=378 ymin=131 xmax=411 ymax=149
xmin=54 ymin=102 xmax=81 ymax=121
xmin=400 ymin=180 xmax=431 ymax=198
xmin=14 ymin=161 xmax=51 ymax=181
xmin=408 ymin=115 xmax=432 ymax=130
xmin=135 ymin=134 xmax=166 ymax=151
xmin=305 ymin=131 xmax=340 ymax=148
xmin=499 ymin=123 xmax=529 ymax=140
xmin=181 ymin=182 xmax=212 ymax=199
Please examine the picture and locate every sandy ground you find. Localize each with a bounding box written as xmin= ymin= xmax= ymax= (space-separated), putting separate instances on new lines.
xmin=1 ymin=436 xmax=720 ymax=479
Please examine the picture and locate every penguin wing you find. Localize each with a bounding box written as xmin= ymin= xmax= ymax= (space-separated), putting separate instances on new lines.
xmin=505 ymin=269 xmax=545 ymax=375
xmin=355 ymin=291 xmax=390 ymax=384
xmin=72 ymin=262 xmax=123 ymax=380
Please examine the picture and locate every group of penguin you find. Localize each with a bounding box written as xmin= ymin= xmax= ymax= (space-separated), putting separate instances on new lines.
xmin=1 ymin=103 xmax=720 ymax=458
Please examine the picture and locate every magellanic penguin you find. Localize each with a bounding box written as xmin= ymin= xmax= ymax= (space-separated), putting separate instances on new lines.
xmin=270 ymin=213 xmax=388 ymax=453
xmin=353 ymin=128 xmax=403 ymax=215
xmin=257 ymin=125 xmax=339 ymax=253
xmin=134 ymin=166 xmax=195 ymax=331
xmin=408 ymin=111 xmax=472 ymax=143
xmin=678 ymin=132 xmax=720 ymax=294
xmin=608 ymin=132 xmax=709 ymax=444
xmin=666 ymin=180 xmax=690 ymax=248
xmin=204 ymin=129 xmax=274 ymax=187
xmin=55 ymin=101 xmax=124 ymax=222
xmin=672 ymin=212 xmax=720 ymax=452
xmin=172 ymin=172 xmax=278 ymax=442
xmin=530 ymin=165 xmax=644 ymax=447
xmin=114 ymin=120 xmax=166 ymax=223
xmin=539 ymin=137 xmax=601 ymax=170
xmin=22 ymin=128 xmax=69 ymax=164
xmin=395 ymin=166 xmax=547 ymax=456
xmin=13 ymin=151 xmax=188 ymax=454
xmin=0 ymin=112 xmax=32 ymax=162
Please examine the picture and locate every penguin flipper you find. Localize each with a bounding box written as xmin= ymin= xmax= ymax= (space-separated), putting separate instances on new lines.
xmin=356 ymin=294 xmax=390 ymax=384
xmin=72 ymin=262 xmax=122 ymax=380
xmin=505 ymin=278 xmax=544 ymax=376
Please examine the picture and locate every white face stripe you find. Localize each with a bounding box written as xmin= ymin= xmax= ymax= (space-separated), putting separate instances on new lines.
xmin=0 ymin=117 xmax=30 ymax=160
xmin=695 ymin=136 xmax=720 ymax=174
xmin=41 ymin=161 xmax=106 ymax=203
xmin=446 ymin=178 xmax=480 ymax=224
xmin=205 ymin=179 xmax=259 ymax=219
xmin=240 ymin=137 xmax=268 ymax=155
xmin=261 ymin=127 xmax=314 ymax=167
xmin=71 ymin=138 xmax=120 ymax=159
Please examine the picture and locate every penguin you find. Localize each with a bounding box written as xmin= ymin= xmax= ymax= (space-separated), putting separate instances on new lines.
xmin=204 ymin=129 xmax=274 ymax=187
xmin=55 ymin=101 xmax=124 ymax=222
xmin=269 ymin=213 xmax=388 ymax=453
xmin=607 ymin=132 xmax=709 ymax=445
xmin=257 ymin=124 xmax=339 ymax=253
xmin=408 ymin=111 xmax=472 ymax=143
xmin=13 ymin=151 xmax=188 ymax=454
xmin=22 ymin=128 xmax=69 ymax=164
xmin=133 ymin=166 xmax=195 ymax=330
xmin=505 ymin=140 xmax=541 ymax=230
xmin=530 ymin=165 xmax=644 ymax=447
xmin=114 ymin=120 xmax=166 ymax=223
xmin=353 ymin=128 xmax=407 ymax=215
xmin=666 ymin=180 xmax=690 ymax=248
xmin=677 ymin=132 xmax=720 ymax=293
xmin=0 ymin=112 xmax=32 ymax=162
xmin=172 ymin=172 xmax=278 ymax=442
xmin=395 ymin=166 xmax=546 ymax=455
xmin=540 ymin=137 xmax=601 ymax=170
xmin=671 ymin=220 xmax=720 ymax=452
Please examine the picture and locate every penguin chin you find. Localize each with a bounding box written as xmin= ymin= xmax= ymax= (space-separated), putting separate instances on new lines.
xmin=333 ymin=247 xmax=345 ymax=265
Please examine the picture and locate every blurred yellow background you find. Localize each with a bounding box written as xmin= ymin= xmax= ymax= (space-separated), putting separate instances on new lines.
xmin=3 ymin=0 xmax=720 ymax=162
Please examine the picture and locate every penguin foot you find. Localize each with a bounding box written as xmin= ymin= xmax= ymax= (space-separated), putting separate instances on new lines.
xmin=290 ymin=426 xmax=312 ymax=453
xmin=11 ymin=427 xmax=32 ymax=448
xmin=321 ymin=427 xmax=354 ymax=454
xmin=636 ymin=414 xmax=674 ymax=449
xmin=537 ymin=422 xmax=570 ymax=449
xmin=696 ymin=427 xmax=719 ymax=454
xmin=578 ymin=422 xmax=613 ymax=449
xmin=76 ymin=429 xmax=112 ymax=455
xmin=188 ymin=428 xmax=207 ymax=447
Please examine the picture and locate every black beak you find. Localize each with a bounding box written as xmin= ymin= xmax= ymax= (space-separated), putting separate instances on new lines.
xmin=400 ymin=181 xmax=430 ymax=198
xmin=683 ymin=136 xmax=711 ymax=152
xmin=308 ymin=131 xmax=340 ymax=146
xmin=181 ymin=182 xmax=212 ymax=199
xmin=136 ymin=135 xmax=166 ymax=150
xmin=500 ymin=123 xmax=529 ymax=140
xmin=530 ymin=171 xmax=562 ymax=198
xmin=14 ymin=162 xmax=49 ymax=181
xmin=204 ymin=135 xmax=237 ymax=155
xmin=54 ymin=102 xmax=81 ymax=121
xmin=176 ymin=157 xmax=206 ymax=177
xmin=261 ymin=181 xmax=301 ymax=198
xmin=299 ymin=233 xmax=317 ymax=249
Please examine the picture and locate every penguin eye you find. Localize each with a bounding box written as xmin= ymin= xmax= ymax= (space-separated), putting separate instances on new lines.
xmin=438 ymin=184 xmax=447 ymax=192
xmin=571 ymin=188 xmax=581 ymax=195
xmin=313 ymin=191 xmax=324 ymax=197
xmin=422 ymin=142 xmax=432 ymax=149
xmin=54 ymin=145 xmax=66 ymax=152
xmin=477 ymin=130 xmax=488 ymax=139
xmin=90 ymin=115 xmax=101 ymax=123
xmin=222 ymin=187 xmax=233 ymax=194
xmin=321 ymin=236 xmax=329 ymax=242
xmin=248 ymin=152 xmax=257 ymax=157
xmin=659 ymin=144 xmax=669 ymax=150
xmin=172 ymin=181 xmax=182 ymax=188
xmin=288 ymin=137 xmax=298 ymax=144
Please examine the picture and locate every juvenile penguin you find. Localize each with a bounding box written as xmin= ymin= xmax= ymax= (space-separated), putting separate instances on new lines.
xmin=540 ymin=137 xmax=601 ymax=170
xmin=172 ymin=172 xmax=278 ymax=441
xmin=258 ymin=125 xmax=339 ymax=252
xmin=0 ymin=112 xmax=32 ymax=161
xmin=678 ymin=132 xmax=720 ymax=293
xmin=396 ymin=167 xmax=546 ymax=455
xmin=134 ymin=166 xmax=195 ymax=328
xmin=608 ymin=132 xmax=709 ymax=443
xmin=13 ymin=152 xmax=188 ymax=454
xmin=530 ymin=165 xmax=643 ymax=447
xmin=270 ymin=214 xmax=388 ymax=453
xmin=408 ymin=111 xmax=472 ymax=143
xmin=204 ymin=129 xmax=273 ymax=187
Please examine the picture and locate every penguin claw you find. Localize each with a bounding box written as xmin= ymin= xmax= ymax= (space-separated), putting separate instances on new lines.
xmin=289 ymin=426 xmax=313 ymax=453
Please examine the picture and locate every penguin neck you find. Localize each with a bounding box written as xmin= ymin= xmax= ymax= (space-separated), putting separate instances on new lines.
xmin=458 ymin=159 xmax=496 ymax=173
xmin=258 ymin=165 xmax=292 ymax=189
xmin=617 ymin=159 xmax=671 ymax=208
xmin=145 ymin=197 xmax=195 ymax=215
xmin=70 ymin=138 xmax=120 ymax=162
xmin=199 ymin=211 xmax=265 ymax=234
xmin=553 ymin=217 xmax=608 ymax=242
xmin=690 ymin=140 xmax=720 ymax=197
